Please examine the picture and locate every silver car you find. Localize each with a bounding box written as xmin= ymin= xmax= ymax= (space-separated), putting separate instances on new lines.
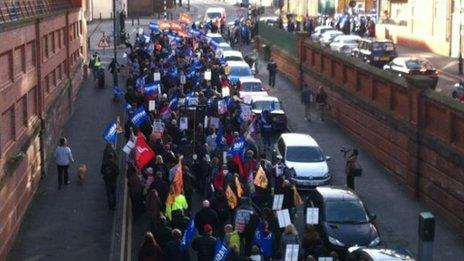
xmin=275 ymin=133 xmax=331 ymax=189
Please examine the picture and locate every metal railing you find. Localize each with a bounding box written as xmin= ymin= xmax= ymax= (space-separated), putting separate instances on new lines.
xmin=0 ymin=0 xmax=73 ymax=24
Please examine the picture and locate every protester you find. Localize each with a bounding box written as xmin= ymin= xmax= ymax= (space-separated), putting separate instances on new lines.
xmin=280 ymin=224 xmax=300 ymax=259
xmin=345 ymin=149 xmax=359 ymax=190
xmin=195 ymin=200 xmax=220 ymax=236
xmin=138 ymin=232 xmax=164 ymax=261
xmin=301 ymin=84 xmax=314 ymax=121
xmin=302 ymin=225 xmax=327 ymax=258
xmin=164 ymin=229 xmax=190 ymax=260
xmin=191 ymin=224 xmax=217 ymax=261
xmin=101 ymin=153 xmax=119 ymax=210
xmin=54 ymin=137 xmax=74 ymax=189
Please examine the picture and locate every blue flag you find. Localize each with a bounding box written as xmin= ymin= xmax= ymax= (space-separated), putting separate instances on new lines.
xmin=144 ymin=82 xmax=161 ymax=95
xmin=213 ymin=240 xmax=229 ymax=261
xmin=180 ymin=219 xmax=196 ymax=250
xmin=131 ymin=107 xmax=148 ymax=127
xmin=228 ymin=137 xmax=247 ymax=158
xmin=103 ymin=121 xmax=118 ymax=143
xmin=215 ymin=126 xmax=225 ymax=148
xmin=169 ymin=97 xmax=179 ymax=110
xmin=149 ymin=21 xmax=159 ymax=32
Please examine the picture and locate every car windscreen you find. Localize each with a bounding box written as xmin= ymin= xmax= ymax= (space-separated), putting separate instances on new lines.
xmin=286 ymin=146 xmax=324 ymax=163
xmin=225 ymin=56 xmax=243 ymax=62
xmin=211 ymin=36 xmax=224 ymax=43
xmin=372 ymin=42 xmax=395 ymax=51
xmin=242 ymin=82 xmax=263 ymax=92
xmin=230 ymin=67 xmax=252 ymax=76
xmin=252 ymin=100 xmax=282 ymax=111
xmin=343 ymin=39 xmax=359 ymax=44
xmin=207 ymin=12 xmax=222 ymax=19
xmin=325 ymin=200 xmax=369 ymax=223
xmin=405 ymin=60 xmax=434 ymax=70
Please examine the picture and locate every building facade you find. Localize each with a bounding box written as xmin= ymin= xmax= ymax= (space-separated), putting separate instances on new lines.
xmin=0 ymin=1 xmax=87 ymax=259
xmin=376 ymin=0 xmax=455 ymax=57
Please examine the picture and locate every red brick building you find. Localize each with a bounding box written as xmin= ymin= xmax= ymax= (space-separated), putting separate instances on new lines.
xmin=0 ymin=1 xmax=87 ymax=259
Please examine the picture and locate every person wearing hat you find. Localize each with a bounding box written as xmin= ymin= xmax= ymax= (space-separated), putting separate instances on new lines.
xmin=194 ymin=200 xmax=219 ymax=236
xmin=191 ymin=224 xmax=217 ymax=261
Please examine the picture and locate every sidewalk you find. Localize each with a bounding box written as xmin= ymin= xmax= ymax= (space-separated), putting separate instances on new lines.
xmin=248 ymin=45 xmax=464 ymax=259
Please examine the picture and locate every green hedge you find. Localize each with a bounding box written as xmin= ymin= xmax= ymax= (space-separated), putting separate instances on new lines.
xmin=257 ymin=22 xmax=297 ymax=56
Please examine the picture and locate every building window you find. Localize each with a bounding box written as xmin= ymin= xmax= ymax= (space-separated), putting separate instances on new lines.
xmin=45 ymin=74 xmax=50 ymax=93
xmin=28 ymin=86 xmax=38 ymax=118
xmin=19 ymin=95 xmax=27 ymax=127
xmin=79 ymin=20 xmax=83 ymax=36
xmin=14 ymin=46 xmax=25 ymax=77
xmin=0 ymin=51 xmax=13 ymax=86
xmin=26 ymin=41 xmax=36 ymax=71
xmin=43 ymin=35 xmax=49 ymax=59
xmin=50 ymin=32 xmax=55 ymax=54
xmin=1 ymin=105 xmax=15 ymax=150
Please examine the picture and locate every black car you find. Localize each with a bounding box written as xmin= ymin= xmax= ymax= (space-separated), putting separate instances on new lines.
xmin=307 ymin=186 xmax=380 ymax=254
xmin=351 ymin=39 xmax=398 ymax=67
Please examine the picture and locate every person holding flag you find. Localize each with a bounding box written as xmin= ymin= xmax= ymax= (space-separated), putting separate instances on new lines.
xmin=164 ymin=229 xmax=190 ymax=260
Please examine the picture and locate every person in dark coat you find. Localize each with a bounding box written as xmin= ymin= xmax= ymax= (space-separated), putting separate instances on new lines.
xmin=101 ymin=154 xmax=120 ymax=210
xmin=302 ymin=225 xmax=328 ymax=259
xmin=210 ymin=189 xmax=230 ymax=237
xmin=171 ymin=209 xmax=190 ymax=232
xmin=301 ymin=83 xmax=314 ymax=121
xmin=150 ymin=171 xmax=169 ymax=209
xmin=165 ymin=229 xmax=189 ymax=260
xmin=281 ymin=180 xmax=296 ymax=221
xmin=151 ymin=216 xmax=173 ymax=252
xmin=194 ymin=200 xmax=220 ymax=236
xmin=266 ymin=58 xmax=277 ymax=88
xmin=138 ymin=232 xmax=164 ymax=261
xmin=191 ymin=224 xmax=217 ymax=261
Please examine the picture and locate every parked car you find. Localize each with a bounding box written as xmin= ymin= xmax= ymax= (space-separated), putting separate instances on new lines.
xmin=206 ymin=33 xmax=226 ymax=45
xmin=251 ymin=96 xmax=287 ymax=131
xmin=238 ymin=77 xmax=268 ymax=98
xmin=452 ymin=81 xmax=464 ymax=99
xmin=310 ymin=26 xmax=335 ymax=42
xmin=274 ymin=133 xmax=331 ymax=188
xmin=225 ymin=61 xmax=253 ymax=84
xmin=204 ymin=7 xmax=226 ymax=24
xmin=222 ymin=50 xmax=244 ymax=63
xmin=347 ymin=247 xmax=414 ymax=261
xmin=351 ymin=39 xmax=398 ymax=67
xmin=330 ymin=35 xmax=361 ymax=55
xmin=319 ymin=30 xmax=344 ymax=46
xmin=309 ymin=186 xmax=380 ymax=253
xmin=383 ymin=57 xmax=438 ymax=79
xmin=215 ymin=42 xmax=233 ymax=58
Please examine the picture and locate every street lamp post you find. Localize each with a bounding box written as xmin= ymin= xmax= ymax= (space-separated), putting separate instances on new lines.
xmin=459 ymin=0 xmax=463 ymax=75
xmin=113 ymin=0 xmax=118 ymax=87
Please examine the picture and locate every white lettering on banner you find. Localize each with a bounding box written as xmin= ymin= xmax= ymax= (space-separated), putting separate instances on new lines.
xmin=132 ymin=111 xmax=146 ymax=123
xmin=214 ymin=244 xmax=228 ymax=261
xmin=106 ymin=124 xmax=117 ymax=138
xmin=233 ymin=141 xmax=244 ymax=151
xmin=136 ymin=147 xmax=149 ymax=154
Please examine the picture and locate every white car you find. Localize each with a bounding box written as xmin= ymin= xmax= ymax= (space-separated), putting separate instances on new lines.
xmin=222 ymin=50 xmax=244 ymax=63
xmin=204 ymin=7 xmax=226 ymax=23
xmin=330 ymin=35 xmax=362 ymax=55
xmin=319 ymin=30 xmax=343 ymax=46
xmin=206 ymin=33 xmax=225 ymax=44
xmin=250 ymin=96 xmax=287 ymax=131
xmin=238 ymin=77 xmax=268 ymax=98
xmin=310 ymin=25 xmax=335 ymax=42
xmin=225 ymin=61 xmax=253 ymax=84
xmin=215 ymin=43 xmax=233 ymax=58
xmin=275 ymin=133 xmax=331 ymax=189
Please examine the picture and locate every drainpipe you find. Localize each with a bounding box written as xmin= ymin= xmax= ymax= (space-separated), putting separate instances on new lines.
xmin=38 ymin=116 xmax=47 ymax=179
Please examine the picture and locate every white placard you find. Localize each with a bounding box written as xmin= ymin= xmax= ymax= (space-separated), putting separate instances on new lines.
xmin=243 ymin=95 xmax=252 ymax=105
xmin=285 ymin=244 xmax=299 ymax=261
xmin=277 ymin=209 xmax=291 ymax=228
xmin=187 ymin=97 xmax=199 ymax=106
xmin=272 ymin=194 xmax=284 ymax=210
xmin=209 ymin=117 xmax=220 ymax=129
xmin=179 ymin=117 xmax=188 ymax=130
xmin=318 ymin=258 xmax=333 ymax=261
xmin=306 ymin=207 xmax=319 ymax=225
xmin=148 ymin=100 xmax=156 ymax=111
xmin=204 ymin=69 xmax=212 ymax=81
xmin=204 ymin=116 xmax=208 ymax=129
xmin=122 ymin=140 xmax=135 ymax=154
xmin=223 ymin=151 xmax=227 ymax=165
xmin=222 ymin=87 xmax=230 ymax=97
xmin=152 ymin=121 xmax=165 ymax=132
xmin=180 ymin=74 xmax=186 ymax=84
xmin=153 ymin=72 xmax=161 ymax=81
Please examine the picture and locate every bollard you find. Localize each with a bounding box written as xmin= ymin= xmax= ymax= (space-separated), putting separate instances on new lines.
xmin=137 ymin=17 xmax=140 ymax=25
xmin=132 ymin=17 xmax=134 ymax=26
xmin=99 ymin=12 xmax=101 ymax=21
xmin=418 ymin=212 xmax=434 ymax=261
xmin=459 ymin=54 xmax=463 ymax=75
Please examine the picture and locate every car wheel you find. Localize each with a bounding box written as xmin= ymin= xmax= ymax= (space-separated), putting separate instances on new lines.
xmin=452 ymin=91 xmax=458 ymax=99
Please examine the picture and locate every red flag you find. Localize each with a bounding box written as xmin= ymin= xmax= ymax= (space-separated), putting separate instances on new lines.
xmin=134 ymin=132 xmax=155 ymax=170
xmin=232 ymin=154 xmax=245 ymax=180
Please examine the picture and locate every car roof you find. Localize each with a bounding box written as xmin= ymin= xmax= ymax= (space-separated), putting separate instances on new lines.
xmin=227 ymin=61 xmax=250 ymax=67
xmin=335 ymin=35 xmax=361 ymax=40
xmin=223 ymin=50 xmax=243 ymax=57
xmin=251 ymin=96 xmax=279 ymax=102
xmin=239 ymin=77 xmax=262 ymax=84
xmin=259 ymin=16 xmax=279 ymax=21
xmin=279 ymin=133 xmax=318 ymax=147
xmin=316 ymin=186 xmax=360 ymax=201
xmin=206 ymin=7 xmax=225 ymax=12
xmin=323 ymin=30 xmax=342 ymax=35
xmin=359 ymin=38 xmax=394 ymax=43
xmin=219 ymin=42 xmax=230 ymax=47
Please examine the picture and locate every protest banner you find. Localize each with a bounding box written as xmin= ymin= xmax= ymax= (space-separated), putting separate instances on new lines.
xmin=306 ymin=207 xmax=319 ymax=225
xmin=277 ymin=209 xmax=291 ymax=228
xmin=272 ymin=194 xmax=284 ymax=210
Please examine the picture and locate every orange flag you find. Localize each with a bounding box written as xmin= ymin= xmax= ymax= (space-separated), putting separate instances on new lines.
xmin=166 ymin=186 xmax=176 ymax=205
xmin=225 ymin=185 xmax=238 ymax=209
xmin=253 ymin=165 xmax=268 ymax=188
xmin=235 ymin=175 xmax=244 ymax=198
xmin=172 ymin=161 xmax=183 ymax=196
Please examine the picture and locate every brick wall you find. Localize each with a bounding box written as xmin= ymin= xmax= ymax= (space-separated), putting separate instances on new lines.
xmin=256 ymin=28 xmax=464 ymax=237
xmin=0 ymin=8 xmax=87 ymax=260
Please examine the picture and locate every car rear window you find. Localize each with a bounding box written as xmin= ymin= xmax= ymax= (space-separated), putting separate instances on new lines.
xmin=405 ymin=60 xmax=434 ymax=70
xmin=207 ymin=12 xmax=222 ymax=19
xmin=252 ymin=100 xmax=282 ymax=111
xmin=242 ymin=82 xmax=263 ymax=92
xmin=372 ymin=42 xmax=395 ymax=51
xmin=230 ymin=67 xmax=252 ymax=76
xmin=225 ymin=56 xmax=243 ymax=62
xmin=286 ymin=146 xmax=324 ymax=163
